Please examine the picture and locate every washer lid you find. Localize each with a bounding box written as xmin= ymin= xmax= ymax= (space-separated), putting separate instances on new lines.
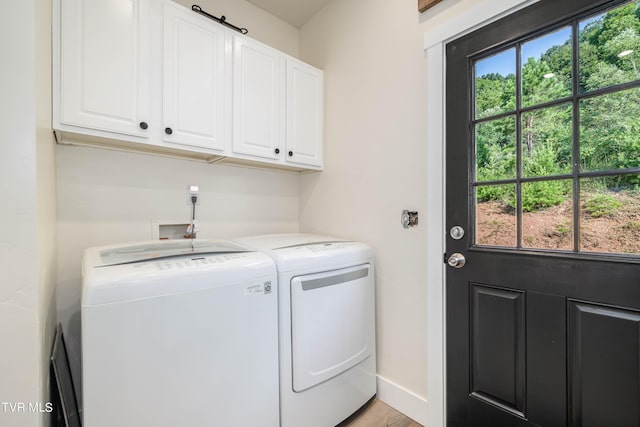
xmin=96 ymin=240 xmax=249 ymax=267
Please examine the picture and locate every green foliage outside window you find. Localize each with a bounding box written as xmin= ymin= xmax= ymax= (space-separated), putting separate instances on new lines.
xmin=476 ymin=2 xmax=640 ymax=211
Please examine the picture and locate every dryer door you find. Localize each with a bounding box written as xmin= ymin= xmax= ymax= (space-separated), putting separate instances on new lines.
xmin=290 ymin=264 xmax=373 ymax=392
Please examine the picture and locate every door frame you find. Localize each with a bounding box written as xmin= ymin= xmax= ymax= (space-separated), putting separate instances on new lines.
xmin=422 ymin=1 xmax=540 ymax=426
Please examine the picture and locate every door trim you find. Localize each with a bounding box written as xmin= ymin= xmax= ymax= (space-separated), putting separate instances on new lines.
xmin=422 ymin=1 xmax=539 ymax=426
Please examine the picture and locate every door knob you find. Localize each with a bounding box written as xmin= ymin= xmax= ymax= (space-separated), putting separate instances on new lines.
xmin=447 ymin=253 xmax=466 ymax=269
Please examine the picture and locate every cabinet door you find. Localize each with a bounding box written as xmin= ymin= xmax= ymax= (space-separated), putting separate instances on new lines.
xmin=163 ymin=3 xmax=227 ymax=152
xmin=58 ymin=0 xmax=150 ymax=137
xmin=286 ymin=59 xmax=323 ymax=168
xmin=232 ymin=36 xmax=284 ymax=160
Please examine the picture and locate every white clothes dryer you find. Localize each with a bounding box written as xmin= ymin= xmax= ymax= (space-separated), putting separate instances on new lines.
xmin=234 ymin=234 xmax=376 ymax=427
xmin=81 ymin=239 xmax=279 ymax=427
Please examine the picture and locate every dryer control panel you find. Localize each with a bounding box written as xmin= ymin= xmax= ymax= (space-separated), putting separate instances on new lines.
xmin=303 ymin=242 xmax=352 ymax=253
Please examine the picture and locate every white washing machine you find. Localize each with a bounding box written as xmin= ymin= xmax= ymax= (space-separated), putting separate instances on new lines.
xmin=234 ymin=234 xmax=376 ymax=427
xmin=81 ymin=239 xmax=279 ymax=427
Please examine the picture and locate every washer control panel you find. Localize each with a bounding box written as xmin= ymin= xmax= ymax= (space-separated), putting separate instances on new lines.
xmin=144 ymin=253 xmax=249 ymax=272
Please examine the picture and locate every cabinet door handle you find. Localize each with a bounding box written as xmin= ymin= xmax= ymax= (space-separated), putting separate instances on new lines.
xmin=165 ymin=127 xmax=173 ymax=135
xmin=288 ymin=151 xmax=293 ymax=157
xmin=275 ymin=148 xmax=280 ymax=154
xmin=139 ymin=122 xmax=148 ymax=130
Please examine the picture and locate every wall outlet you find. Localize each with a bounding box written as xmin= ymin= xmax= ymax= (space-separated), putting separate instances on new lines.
xmin=187 ymin=185 xmax=200 ymax=205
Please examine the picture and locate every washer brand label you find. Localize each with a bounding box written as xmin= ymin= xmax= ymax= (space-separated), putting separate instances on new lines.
xmin=245 ymin=281 xmax=272 ymax=295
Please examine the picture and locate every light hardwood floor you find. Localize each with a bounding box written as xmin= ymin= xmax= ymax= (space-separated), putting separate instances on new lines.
xmin=338 ymin=398 xmax=422 ymax=427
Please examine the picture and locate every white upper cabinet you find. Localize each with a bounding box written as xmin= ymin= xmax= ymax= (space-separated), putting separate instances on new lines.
xmin=232 ymin=36 xmax=285 ymax=160
xmin=286 ymin=58 xmax=323 ymax=168
xmin=162 ymin=3 xmax=228 ymax=152
xmin=54 ymin=0 xmax=323 ymax=170
xmin=56 ymin=0 xmax=151 ymax=137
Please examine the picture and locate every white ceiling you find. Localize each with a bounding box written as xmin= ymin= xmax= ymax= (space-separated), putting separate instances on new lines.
xmin=246 ymin=0 xmax=333 ymax=28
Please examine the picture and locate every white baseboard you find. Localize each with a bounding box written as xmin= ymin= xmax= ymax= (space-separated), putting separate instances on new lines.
xmin=376 ymin=375 xmax=429 ymax=426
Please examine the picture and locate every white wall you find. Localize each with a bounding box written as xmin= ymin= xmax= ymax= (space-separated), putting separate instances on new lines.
xmin=36 ymin=0 xmax=58 ymax=425
xmin=1 ymin=0 xmax=57 ymax=426
xmin=298 ymin=0 xmax=431 ymax=405
xmin=0 ymin=2 xmax=40 ymax=425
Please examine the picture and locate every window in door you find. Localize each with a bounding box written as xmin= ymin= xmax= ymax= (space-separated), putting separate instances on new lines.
xmin=473 ymin=0 xmax=640 ymax=256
